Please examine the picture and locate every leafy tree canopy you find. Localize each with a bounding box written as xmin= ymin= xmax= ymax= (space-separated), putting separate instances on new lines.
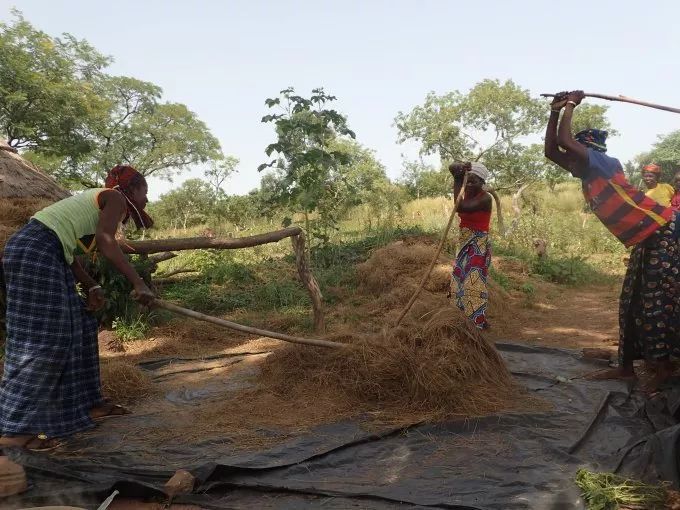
xmin=1 ymin=11 xmax=223 ymax=189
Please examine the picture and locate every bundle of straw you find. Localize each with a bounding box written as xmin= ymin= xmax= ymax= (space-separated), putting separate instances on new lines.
xmin=575 ymin=468 xmax=668 ymax=510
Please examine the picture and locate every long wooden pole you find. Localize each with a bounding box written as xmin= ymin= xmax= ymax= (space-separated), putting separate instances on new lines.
xmin=540 ymin=92 xmax=680 ymax=115
xmin=119 ymin=227 xmax=302 ymax=254
xmin=394 ymin=171 xmax=469 ymax=326
xmin=153 ymin=299 xmax=343 ymax=349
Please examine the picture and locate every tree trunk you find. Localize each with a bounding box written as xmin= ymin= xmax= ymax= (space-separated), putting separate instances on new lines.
xmin=119 ymin=227 xmax=302 ymax=254
xmin=304 ymin=211 xmax=311 ymax=259
xmin=507 ymin=183 xmax=531 ymax=235
xmin=291 ymin=233 xmax=325 ymax=333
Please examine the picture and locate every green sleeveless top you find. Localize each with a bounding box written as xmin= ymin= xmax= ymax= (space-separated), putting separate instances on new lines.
xmin=33 ymin=188 xmax=109 ymax=264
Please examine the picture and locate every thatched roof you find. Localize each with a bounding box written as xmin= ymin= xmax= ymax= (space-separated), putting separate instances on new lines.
xmin=0 ymin=145 xmax=70 ymax=201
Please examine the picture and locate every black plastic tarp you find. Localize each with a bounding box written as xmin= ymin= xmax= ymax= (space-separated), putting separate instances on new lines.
xmin=3 ymin=343 xmax=680 ymax=510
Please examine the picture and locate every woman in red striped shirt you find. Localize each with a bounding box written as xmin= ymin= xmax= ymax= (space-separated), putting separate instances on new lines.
xmin=545 ymin=90 xmax=679 ymax=391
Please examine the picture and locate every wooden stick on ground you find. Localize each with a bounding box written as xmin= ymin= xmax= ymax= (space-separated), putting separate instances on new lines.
xmin=154 ymin=299 xmax=343 ymax=349
xmin=540 ymin=92 xmax=680 ymax=115
xmin=394 ymin=171 xmax=469 ymax=326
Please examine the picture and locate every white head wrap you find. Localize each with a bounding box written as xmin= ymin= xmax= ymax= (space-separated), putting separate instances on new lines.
xmin=469 ymin=162 xmax=490 ymax=182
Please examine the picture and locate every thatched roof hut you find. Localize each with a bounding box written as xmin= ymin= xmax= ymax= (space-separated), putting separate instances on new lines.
xmin=0 ymin=144 xmax=70 ymax=252
xmin=0 ymin=143 xmax=69 ymax=201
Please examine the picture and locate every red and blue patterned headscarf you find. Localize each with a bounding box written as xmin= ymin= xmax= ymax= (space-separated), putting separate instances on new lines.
xmin=575 ymin=129 xmax=608 ymax=153
xmin=104 ymin=165 xmax=153 ymax=229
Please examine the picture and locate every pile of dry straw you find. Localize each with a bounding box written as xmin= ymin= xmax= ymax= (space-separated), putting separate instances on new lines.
xmin=258 ymin=239 xmax=534 ymax=421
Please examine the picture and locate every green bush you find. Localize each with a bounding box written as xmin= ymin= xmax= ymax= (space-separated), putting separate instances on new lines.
xmin=91 ymin=255 xmax=155 ymax=327
xmin=531 ymin=255 xmax=592 ymax=285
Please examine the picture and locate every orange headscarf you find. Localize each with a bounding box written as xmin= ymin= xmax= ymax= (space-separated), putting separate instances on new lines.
xmin=642 ymin=163 xmax=662 ymax=174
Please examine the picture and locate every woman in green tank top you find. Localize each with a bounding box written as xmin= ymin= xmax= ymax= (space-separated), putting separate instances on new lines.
xmin=0 ymin=165 xmax=155 ymax=450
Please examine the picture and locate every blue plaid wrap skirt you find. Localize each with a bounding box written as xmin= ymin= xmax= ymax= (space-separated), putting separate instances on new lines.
xmin=0 ymin=219 xmax=103 ymax=438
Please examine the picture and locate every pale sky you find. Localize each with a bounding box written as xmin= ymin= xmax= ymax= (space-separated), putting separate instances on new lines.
xmin=2 ymin=1 xmax=679 ymax=200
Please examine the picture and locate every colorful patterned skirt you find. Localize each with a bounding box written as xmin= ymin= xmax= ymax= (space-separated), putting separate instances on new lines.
xmin=450 ymin=228 xmax=491 ymax=329
xmin=0 ymin=220 xmax=103 ymax=438
xmin=619 ymin=215 xmax=679 ymax=364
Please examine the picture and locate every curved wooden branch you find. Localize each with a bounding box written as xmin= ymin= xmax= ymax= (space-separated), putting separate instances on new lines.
xmin=148 ymin=252 xmax=177 ymax=264
xmin=485 ymin=187 xmax=505 ymax=236
xmin=119 ymin=227 xmax=302 ymax=254
xmin=154 ymin=300 xmax=341 ymax=349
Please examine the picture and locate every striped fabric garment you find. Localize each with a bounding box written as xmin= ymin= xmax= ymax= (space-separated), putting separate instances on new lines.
xmin=582 ymin=150 xmax=674 ymax=247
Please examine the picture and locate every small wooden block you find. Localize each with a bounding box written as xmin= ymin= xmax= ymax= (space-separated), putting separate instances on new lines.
xmin=164 ymin=469 xmax=195 ymax=497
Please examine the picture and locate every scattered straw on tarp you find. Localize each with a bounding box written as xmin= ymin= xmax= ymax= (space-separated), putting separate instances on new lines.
xmin=575 ymin=468 xmax=669 ymax=510
xmin=100 ymin=359 xmax=156 ymax=404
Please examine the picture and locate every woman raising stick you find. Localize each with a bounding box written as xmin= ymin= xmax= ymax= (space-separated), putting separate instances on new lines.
xmin=0 ymin=165 xmax=155 ymax=450
xmin=545 ymin=90 xmax=679 ymax=392
xmin=448 ymin=162 xmax=493 ymax=330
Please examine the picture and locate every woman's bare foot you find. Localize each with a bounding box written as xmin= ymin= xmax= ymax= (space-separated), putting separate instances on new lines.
xmin=90 ymin=402 xmax=130 ymax=420
xmin=0 ymin=434 xmax=62 ymax=451
xmin=642 ymin=360 xmax=673 ymax=394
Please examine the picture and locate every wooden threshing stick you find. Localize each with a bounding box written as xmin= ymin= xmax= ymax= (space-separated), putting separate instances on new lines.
xmin=540 ymin=93 xmax=680 ymax=115
xmin=394 ymin=171 xmax=469 ymax=326
xmin=153 ymin=299 xmax=343 ymax=349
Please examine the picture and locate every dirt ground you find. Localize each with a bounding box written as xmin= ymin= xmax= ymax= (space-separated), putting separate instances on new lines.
xmin=490 ymin=283 xmax=620 ymax=349
xmin=487 ymin=256 xmax=620 ymax=351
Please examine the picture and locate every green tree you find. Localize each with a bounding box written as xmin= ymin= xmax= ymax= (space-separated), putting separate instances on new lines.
xmin=636 ymin=130 xmax=680 ymax=182
xmin=49 ymin=76 xmax=222 ymax=188
xmin=259 ymin=87 xmax=355 ymax=244
xmin=205 ymin=155 xmax=239 ymax=196
xmin=313 ymin=139 xmax=392 ymax=238
xmin=395 ymin=79 xmax=545 ymax=188
xmin=153 ymin=179 xmax=216 ymax=230
xmin=399 ymin=159 xmax=450 ymax=198
xmin=570 ymin=104 xmax=617 ymax=136
xmin=213 ymin=193 xmax=265 ymax=229
xmin=0 ymin=11 xmax=108 ymax=158
xmin=1 ymin=12 xmax=222 ymax=189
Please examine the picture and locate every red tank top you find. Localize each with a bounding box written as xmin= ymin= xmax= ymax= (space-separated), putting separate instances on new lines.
xmin=458 ymin=190 xmax=492 ymax=232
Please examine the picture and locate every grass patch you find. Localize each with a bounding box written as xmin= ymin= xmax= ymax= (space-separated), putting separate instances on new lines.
xmin=112 ymin=313 xmax=154 ymax=342
xmin=489 ymin=266 xmax=511 ymax=292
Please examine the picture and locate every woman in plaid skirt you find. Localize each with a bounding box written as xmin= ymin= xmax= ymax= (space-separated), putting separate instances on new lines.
xmin=0 ymin=165 xmax=155 ymax=450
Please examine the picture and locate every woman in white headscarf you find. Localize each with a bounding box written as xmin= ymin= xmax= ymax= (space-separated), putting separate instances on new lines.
xmin=448 ymin=162 xmax=493 ymax=329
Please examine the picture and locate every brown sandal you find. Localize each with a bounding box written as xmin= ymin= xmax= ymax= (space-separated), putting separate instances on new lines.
xmin=23 ymin=435 xmax=62 ymax=452
xmin=0 ymin=434 xmax=63 ymax=452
